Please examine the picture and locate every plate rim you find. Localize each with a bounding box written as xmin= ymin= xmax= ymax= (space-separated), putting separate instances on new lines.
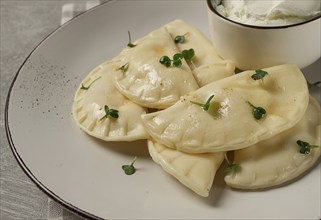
xmin=4 ymin=1 xmax=114 ymax=219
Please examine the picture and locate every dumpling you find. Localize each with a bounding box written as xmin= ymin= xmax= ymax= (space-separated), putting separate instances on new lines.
xmin=113 ymin=26 xmax=199 ymax=109
xmin=165 ymin=20 xmax=235 ymax=86
xmin=148 ymin=139 xmax=224 ymax=197
xmin=141 ymin=64 xmax=309 ymax=153
xmin=224 ymin=96 xmax=321 ymax=189
xmin=72 ymin=60 xmax=149 ymax=141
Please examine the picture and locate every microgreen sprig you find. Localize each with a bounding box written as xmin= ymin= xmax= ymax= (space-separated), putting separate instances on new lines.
xmin=296 ymin=140 xmax=320 ymax=154
xmin=224 ymin=153 xmax=240 ymax=174
xmin=117 ymin=63 xmax=129 ymax=74
xmin=247 ymin=101 xmax=267 ymax=120
xmin=80 ymin=76 xmax=102 ymax=90
xmin=190 ymin=95 xmax=215 ymax=111
xmin=127 ymin=31 xmax=136 ymax=48
xmin=122 ymin=156 xmax=137 ymax=175
xmin=159 ymin=56 xmax=176 ymax=67
xmin=251 ymin=69 xmax=268 ymax=83
xmin=159 ymin=48 xmax=195 ymax=68
xmin=181 ymin=48 xmax=195 ymax=60
xmin=99 ymin=105 xmax=119 ymax=121
xmin=174 ymin=32 xmax=189 ymax=44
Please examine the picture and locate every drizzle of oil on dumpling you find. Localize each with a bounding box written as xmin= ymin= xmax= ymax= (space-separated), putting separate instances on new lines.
xmin=141 ymin=64 xmax=309 ymax=153
xmin=165 ymin=19 xmax=235 ymax=87
xmin=113 ymin=26 xmax=199 ymax=109
xmin=72 ymin=60 xmax=149 ymax=141
xmin=148 ymin=139 xmax=224 ymax=197
xmin=224 ymin=96 xmax=321 ymax=189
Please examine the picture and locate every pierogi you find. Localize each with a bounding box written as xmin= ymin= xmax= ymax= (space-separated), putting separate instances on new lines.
xmin=72 ymin=61 xmax=149 ymax=141
xmin=72 ymin=19 xmax=320 ymax=197
xmin=113 ymin=26 xmax=199 ymax=109
xmin=141 ymin=64 xmax=309 ymax=153
xmin=148 ymin=139 xmax=224 ymax=197
xmin=113 ymin=20 xmax=235 ymax=109
xmin=165 ymin=20 xmax=235 ymax=86
xmin=224 ymin=96 xmax=321 ymax=189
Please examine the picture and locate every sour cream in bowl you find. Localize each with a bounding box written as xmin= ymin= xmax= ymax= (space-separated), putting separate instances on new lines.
xmin=207 ymin=0 xmax=321 ymax=70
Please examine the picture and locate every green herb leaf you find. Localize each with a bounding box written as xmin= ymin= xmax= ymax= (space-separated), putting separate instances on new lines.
xmin=80 ymin=76 xmax=102 ymax=90
xmin=296 ymin=140 xmax=320 ymax=154
xmin=108 ymin=109 xmax=119 ymax=119
xmin=99 ymin=105 xmax=119 ymax=121
xmin=174 ymin=35 xmax=185 ymax=44
xmin=247 ymin=101 xmax=266 ymax=120
xmin=173 ymin=53 xmax=183 ymax=60
xmin=174 ymin=34 xmax=185 ymax=44
xmin=159 ymin=48 xmax=195 ymax=68
xmin=181 ymin=48 xmax=195 ymax=60
xmin=122 ymin=156 xmax=137 ymax=175
xmin=190 ymin=95 xmax=215 ymax=111
xmin=127 ymin=31 xmax=136 ymax=48
xmin=172 ymin=58 xmax=182 ymax=67
xmin=225 ymin=164 xmax=240 ymax=174
xmin=224 ymin=153 xmax=240 ymax=174
xmin=251 ymin=69 xmax=268 ymax=82
xmin=159 ymin=56 xmax=171 ymax=67
xmin=174 ymin=33 xmax=189 ymax=44
xmin=253 ymin=107 xmax=266 ymax=119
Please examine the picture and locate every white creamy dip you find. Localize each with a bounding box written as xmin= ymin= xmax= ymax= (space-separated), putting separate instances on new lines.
xmin=215 ymin=0 xmax=321 ymax=26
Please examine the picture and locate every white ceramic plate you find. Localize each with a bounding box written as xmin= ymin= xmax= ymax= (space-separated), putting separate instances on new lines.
xmin=5 ymin=1 xmax=321 ymax=219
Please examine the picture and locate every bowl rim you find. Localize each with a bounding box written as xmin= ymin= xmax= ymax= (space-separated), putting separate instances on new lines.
xmin=207 ymin=0 xmax=321 ymax=29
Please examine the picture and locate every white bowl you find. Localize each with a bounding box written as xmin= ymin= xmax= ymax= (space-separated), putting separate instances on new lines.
xmin=207 ymin=0 xmax=321 ymax=70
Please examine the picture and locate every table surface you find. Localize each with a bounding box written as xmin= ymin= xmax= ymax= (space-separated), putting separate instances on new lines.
xmin=1 ymin=1 xmax=106 ymax=219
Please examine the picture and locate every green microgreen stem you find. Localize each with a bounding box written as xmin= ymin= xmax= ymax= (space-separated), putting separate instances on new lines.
xmin=247 ymin=101 xmax=266 ymax=120
xmin=224 ymin=153 xmax=240 ymax=174
xmin=159 ymin=48 xmax=195 ymax=68
xmin=127 ymin=31 xmax=136 ymax=48
xmin=80 ymin=76 xmax=102 ymax=90
xmin=122 ymin=156 xmax=137 ymax=175
xmin=99 ymin=105 xmax=119 ymax=121
xmin=174 ymin=32 xmax=189 ymax=44
xmin=117 ymin=63 xmax=129 ymax=74
xmin=251 ymin=69 xmax=268 ymax=83
xmin=296 ymin=140 xmax=320 ymax=154
xmin=224 ymin=153 xmax=232 ymax=165
xmin=190 ymin=95 xmax=215 ymax=111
